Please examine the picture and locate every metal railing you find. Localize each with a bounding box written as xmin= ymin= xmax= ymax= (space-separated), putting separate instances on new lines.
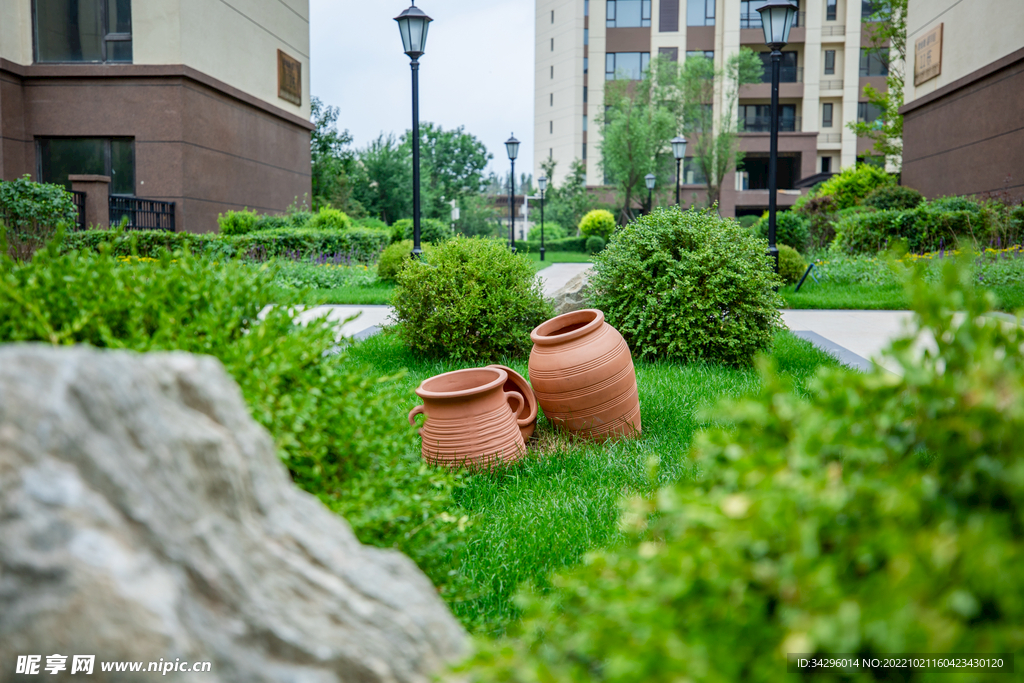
xmin=109 ymin=196 xmax=176 ymax=231
xmin=740 ymin=10 xmax=806 ymax=29
xmin=822 ymin=24 xmax=846 ymax=36
xmin=820 ymin=132 xmax=842 ymax=143
xmin=821 ymin=78 xmax=844 ymax=90
xmin=760 ymin=65 xmax=804 ymax=83
xmin=71 ymin=191 xmax=86 ymax=231
xmin=740 ymin=115 xmax=802 ymax=133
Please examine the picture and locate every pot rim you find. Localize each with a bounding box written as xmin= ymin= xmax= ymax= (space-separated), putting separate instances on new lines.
xmin=530 ymin=309 xmax=604 ymax=346
xmin=415 ymin=366 xmax=508 ymax=400
xmin=487 ymin=364 xmax=539 ymax=424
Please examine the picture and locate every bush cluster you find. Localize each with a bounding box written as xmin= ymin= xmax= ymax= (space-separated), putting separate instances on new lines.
xmin=376 ymin=239 xmax=437 ymax=281
xmin=811 ymin=164 xmax=894 ymax=210
xmin=524 ymin=235 xmax=590 ymax=253
xmin=526 ymin=221 xmax=567 ymax=241
xmin=777 ymin=243 xmax=806 ymax=284
xmin=579 ymin=209 xmax=617 ymax=241
xmin=461 ymin=259 xmax=1024 ymax=681
xmin=589 ymin=207 xmax=782 ymax=365
xmin=393 ymin=217 xmax=452 ymax=244
xmin=751 ymin=211 xmax=811 ymax=253
xmin=585 ymin=235 xmax=606 ymax=254
xmin=0 ymin=175 xmax=78 ymax=260
xmin=308 ymin=206 xmax=353 ymax=232
xmin=392 ymin=237 xmax=553 ymax=362
xmin=217 ymin=208 xmax=259 ymax=235
xmin=862 ymin=185 xmax=924 ymax=211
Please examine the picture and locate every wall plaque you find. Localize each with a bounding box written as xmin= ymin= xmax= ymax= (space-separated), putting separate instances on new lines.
xmin=914 ymin=23 xmax=943 ymax=86
xmin=278 ymin=50 xmax=302 ymax=106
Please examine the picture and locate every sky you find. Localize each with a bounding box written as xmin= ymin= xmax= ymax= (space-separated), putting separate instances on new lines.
xmin=309 ymin=0 xmax=536 ymax=179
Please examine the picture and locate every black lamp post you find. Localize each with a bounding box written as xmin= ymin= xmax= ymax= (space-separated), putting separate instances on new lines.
xmin=538 ymin=175 xmax=548 ymax=261
xmin=671 ymin=135 xmax=687 ymax=206
xmin=757 ymin=0 xmax=798 ymax=274
xmin=505 ymin=134 xmax=520 ymax=252
xmin=395 ymin=2 xmax=433 ymax=258
xmin=644 ymin=173 xmax=657 ymax=214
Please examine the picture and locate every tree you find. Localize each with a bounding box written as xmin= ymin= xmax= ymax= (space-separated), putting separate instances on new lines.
xmin=309 ymin=97 xmax=360 ymax=213
xmin=540 ymin=158 xmax=595 ymax=233
xmin=352 ymin=133 xmax=411 ymax=225
xmin=402 ymin=123 xmax=492 ymax=221
xmin=849 ymin=0 xmax=908 ymax=170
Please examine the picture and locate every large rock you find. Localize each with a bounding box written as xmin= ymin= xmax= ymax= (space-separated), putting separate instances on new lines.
xmin=550 ymin=271 xmax=592 ymax=315
xmin=0 ymin=346 xmax=465 ymax=682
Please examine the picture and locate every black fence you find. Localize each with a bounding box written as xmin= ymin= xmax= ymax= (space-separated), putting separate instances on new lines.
xmin=109 ymin=196 xmax=176 ymax=231
xmin=71 ymin=191 xmax=86 ymax=231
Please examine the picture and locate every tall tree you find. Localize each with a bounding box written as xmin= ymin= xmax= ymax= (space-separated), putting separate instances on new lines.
xmin=402 ymin=123 xmax=492 ymax=220
xmin=309 ymin=97 xmax=359 ymax=213
xmin=849 ymin=0 xmax=908 ymax=169
xmin=353 ymin=133 xmax=411 ymax=225
xmin=540 ymin=158 xmax=595 ymax=233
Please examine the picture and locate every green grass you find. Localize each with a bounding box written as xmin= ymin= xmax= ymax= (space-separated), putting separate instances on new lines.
xmin=345 ymin=329 xmax=840 ymax=636
xmin=783 ymin=282 xmax=1024 ymax=312
xmin=268 ymin=282 xmax=395 ymax=305
xmin=523 ymin=250 xmax=593 ymax=272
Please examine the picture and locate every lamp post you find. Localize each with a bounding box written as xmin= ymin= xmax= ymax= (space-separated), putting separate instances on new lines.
xmin=505 ymin=134 xmax=520 ymax=252
xmin=395 ymin=2 xmax=432 ymax=258
xmin=671 ymin=135 xmax=687 ymax=206
xmin=756 ymin=0 xmax=798 ymax=274
xmin=645 ymin=173 xmax=657 ymax=215
xmin=538 ymin=175 xmax=548 ymax=261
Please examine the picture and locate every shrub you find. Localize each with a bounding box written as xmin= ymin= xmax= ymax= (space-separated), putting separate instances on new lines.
xmin=579 ymin=209 xmax=617 ymax=241
xmin=524 ymin=236 xmax=590 ymax=253
xmin=795 ymin=194 xmax=839 ymax=249
xmin=394 ymin=217 xmax=452 ymax=244
xmin=752 ymin=210 xmax=811 ymax=253
xmin=928 ymin=195 xmax=983 ymax=213
xmin=813 ymin=164 xmax=895 ymax=210
xmin=735 ymin=215 xmax=759 ymax=229
xmin=777 ymin=243 xmax=806 ymax=284
xmin=355 ymin=216 xmax=388 ymax=230
xmin=218 ymin=208 xmax=259 ymax=235
xmin=836 ymin=201 xmax=1014 ymax=254
xmin=0 ymin=175 xmax=78 ymax=260
xmin=392 ymin=237 xmax=553 ymax=362
xmin=585 ymin=235 xmax=606 ymax=254
xmin=377 ymin=239 xmax=433 ymax=281
xmin=527 ymin=221 xmax=567 ymax=241
xmin=254 ymin=214 xmax=290 ymax=231
xmin=288 ymin=210 xmax=314 ymax=229
xmin=862 ymin=185 xmax=924 ymax=211
xmin=460 ymin=258 xmax=1024 ymax=682
xmin=308 ymin=206 xmax=352 ymax=231
xmin=589 ymin=207 xmax=782 ymax=365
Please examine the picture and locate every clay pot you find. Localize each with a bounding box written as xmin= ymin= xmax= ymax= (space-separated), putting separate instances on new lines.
xmin=408 ymin=367 xmax=526 ymax=469
xmin=528 ymin=309 xmax=641 ymax=441
xmin=487 ymin=364 xmax=539 ymax=441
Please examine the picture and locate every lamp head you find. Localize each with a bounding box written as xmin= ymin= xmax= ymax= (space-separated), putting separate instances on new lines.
xmin=671 ymin=135 xmax=688 ymax=160
xmin=505 ymin=134 xmax=520 ymax=161
xmin=395 ymin=2 xmax=432 ymax=58
xmin=645 ymin=173 xmax=657 ymax=191
xmin=538 ymin=176 xmax=548 ymax=193
xmin=756 ymin=0 xmax=798 ymax=48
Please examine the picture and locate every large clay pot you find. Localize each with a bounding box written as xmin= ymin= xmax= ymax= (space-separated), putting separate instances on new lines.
xmin=528 ymin=309 xmax=641 ymax=441
xmin=487 ymin=364 xmax=539 ymax=441
xmin=408 ymin=367 xmax=526 ymax=469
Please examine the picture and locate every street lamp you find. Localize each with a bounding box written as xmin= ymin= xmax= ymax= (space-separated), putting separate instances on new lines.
xmin=505 ymin=134 xmax=520 ymax=252
xmin=756 ymin=0 xmax=798 ymax=274
xmin=671 ymin=135 xmax=687 ymax=206
xmin=645 ymin=173 xmax=657 ymax=215
xmin=538 ymin=175 xmax=548 ymax=261
xmin=395 ymin=2 xmax=433 ymax=258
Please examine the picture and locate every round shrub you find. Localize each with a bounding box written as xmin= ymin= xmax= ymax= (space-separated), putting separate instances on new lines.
xmin=928 ymin=195 xmax=983 ymax=214
xmin=863 ymin=185 xmax=924 ymax=211
xmin=287 ymin=210 xmax=313 ymax=229
xmin=589 ymin=207 xmax=782 ymax=365
xmin=355 ymin=216 xmax=388 ymax=230
xmin=585 ymin=235 xmax=606 ymax=254
xmin=308 ymin=207 xmax=352 ymax=231
xmin=377 ymin=239 xmax=434 ymax=281
xmin=735 ymin=214 xmax=759 ymax=230
xmin=814 ymin=164 xmax=895 ymax=210
xmin=527 ymin=221 xmax=567 ymax=241
xmin=752 ymin=210 xmax=811 ymax=253
xmin=218 ymin=208 xmax=259 ymax=235
xmin=777 ymin=243 xmax=806 ymax=284
xmin=394 ymin=217 xmax=452 ymax=244
xmin=579 ymin=209 xmax=617 ymax=241
xmin=392 ymin=237 xmax=553 ymax=362
xmin=254 ymin=214 xmax=290 ymax=231
xmin=0 ymin=175 xmax=78 ymax=260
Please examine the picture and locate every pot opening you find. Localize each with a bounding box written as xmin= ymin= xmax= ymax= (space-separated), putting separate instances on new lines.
xmin=548 ymin=321 xmax=590 ymax=336
xmin=419 ymin=367 xmax=503 ymax=396
xmin=532 ymin=309 xmax=603 ymax=344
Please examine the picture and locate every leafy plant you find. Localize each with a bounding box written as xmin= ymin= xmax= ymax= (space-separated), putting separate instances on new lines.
xmin=777 ymin=244 xmax=806 ymax=284
xmin=813 ymin=164 xmax=895 ymax=210
xmin=589 ymin=206 xmax=782 ymax=365
xmin=586 ymin=235 xmax=606 ymax=254
xmin=752 ymin=211 xmax=811 ymax=253
xmin=308 ymin=206 xmax=353 ymax=231
xmin=395 ymin=217 xmax=452 ymax=244
xmin=527 ymin=221 xmax=567 ymax=241
xmin=0 ymin=175 xmax=78 ymax=259
xmin=377 ymin=239 xmax=433 ymax=281
xmin=391 ymin=237 xmax=553 ymax=362
xmin=579 ymin=209 xmax=617 ymax=241
xmin=254 ymin=214 xmax=291 ymax=231
xmin=355 ymin=216 xmax=389 ymax=230
xmin=862 ymin=185 xmax=923 ymax=211
xmin=217 ymin=208 xmax=260 ymax=235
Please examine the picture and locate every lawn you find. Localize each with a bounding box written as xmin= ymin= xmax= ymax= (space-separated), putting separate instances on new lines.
xmin=345 ymin=328 xmax=840 ymax=636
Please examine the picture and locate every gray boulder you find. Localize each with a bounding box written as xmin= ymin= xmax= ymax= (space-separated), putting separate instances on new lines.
xmin=550 ymin=271 xmax=592 ymax=315
xmin=0 ymin=346 xmax=465 ymax=682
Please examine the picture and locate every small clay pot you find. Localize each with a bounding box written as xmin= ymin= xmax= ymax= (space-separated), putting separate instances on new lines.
xmin=528 ymin=309 xmax=641 ymax=441
xmin=487 ymin=364 xmax=539 ymax=441
xmin=408 ymin=367 xmax=526 ymax=469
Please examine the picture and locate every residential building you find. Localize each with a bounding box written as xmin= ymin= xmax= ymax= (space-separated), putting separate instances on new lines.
xmin=0 ymin=0 xmax=312 ymax=232
xmin=900 ymin=0 xmax=1024 ymax=202
xmin=535 ymin=0 xmax=890 ymax=217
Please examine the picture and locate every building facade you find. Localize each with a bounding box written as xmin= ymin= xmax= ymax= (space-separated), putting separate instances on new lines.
xmin=900 ymin=0 xmax=1024 ymax=202
xmin=535 ymin=0 xmax=889 ymax=217
xmin=0 ymin=0 xmax=313 ymax=232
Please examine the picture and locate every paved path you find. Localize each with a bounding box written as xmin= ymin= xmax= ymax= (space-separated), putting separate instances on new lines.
xmin=781 ymin=310 xmax=915 ymax=374
xmin=537 ymin=263 xmax=593 ymax=297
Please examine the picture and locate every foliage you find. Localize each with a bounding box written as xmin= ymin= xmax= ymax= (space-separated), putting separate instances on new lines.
xmin=862 ymin=184 xmax=923 ymax=211
xmin=310 ymin=96 xmax=361 ymax=214
xmin=539 ymin=158 xmax=597 ymax=233
xmin=308 ymin=206 xmax=353 ymax=232
xmin=394 ymin=217 xmax=452 ymax=244
xmin=391 ymin=237 xmax=553 ymax=362
xmin=527 ymin=221 xmax=567 ymax=241
xmin=524 ymin=236 xmax=591 ymax=253
xmin=777 ymin=244 xmax=807 ymax=284
xmin=794 ymin=194 xmax=839 ymax=250
xmin=735 ymin=215 xmax=759 ymax=229
xmin=403 ymin=122 xmax=492 ymax=221
xmin=456 ymin=193 xmax=503 ymax=238
xmin=288 ymin=209 xmax=314 ymax=229
xmin=0 ymin=175 xmax=78 ymax=260
xmin=254 ymin=214 xmax=291 ymax=231
xmin=459 ymin=257 xmax=1024 ymax=681
xmin=270 ymin=259 xmax=376 ymax=291
xmin=579 ymin=209 xmax=617 ymax=241
xmin=355 ymin=216 xmax=388 ymax=230
xmin=586 ymin=235 xmax=606 ymax=254
xmin=377 ymin=240 xmax=429 ymax=282
xmin=752 ymin=211 xmax=811 ymax=253
xmin=813 ymin=164 xmax=895 ymax=210
xmin=589 ymin=206 xmax=783 ymax=365
xmin=352 ymin=133 xmax=412 ymax=225
xmin=217 ymin=208 xmax=259 ymax=235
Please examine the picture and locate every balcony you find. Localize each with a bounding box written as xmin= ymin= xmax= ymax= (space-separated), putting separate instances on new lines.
xmin=819 ymin=132 xmax=842 ymax=146
xmin=739 ymin=11 xmax=806 ymax=29
xmin=822 ymin=24 xmax=846 ymax=38
xmin=820 ymin=78 xmax=844 ymax=91
xmin=740 ymin=116 xmax=802 ymax=133
xmin=762 ymin=65 xmax=804 ymax=84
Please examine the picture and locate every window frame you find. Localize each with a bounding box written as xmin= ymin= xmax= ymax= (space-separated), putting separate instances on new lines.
xmin=824 ymin=49 xmax=836 ymax=75
xmin=32 ymin=0 xmax=133 ymax=64
xmin=686 ymin=0 xmax=715 ymax=27
xmin=826 ymin=0 xmax=837 ymax=21
xmin=605 ymin=52 xmax=651 ymax=80
xmin=859 ymin=47 xmax=889 ymax=76
xmin=822 ymin=102 xmax=834 ymax=128
xmin=606 ymin=0 xmax=652 ymax=28
xmin=36 ymin=136 xmax=136 ymax=196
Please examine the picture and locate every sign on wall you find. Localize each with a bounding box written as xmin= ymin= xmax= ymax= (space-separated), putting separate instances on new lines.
xmin=914 ymin=23 xmax=943 ymax=86
xmin=278 ymin=50 xmax=302 ymax=106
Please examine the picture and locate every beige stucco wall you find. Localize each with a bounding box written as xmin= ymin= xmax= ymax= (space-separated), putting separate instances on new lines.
xmin=0 ymin=0 xmax=33 ymax=64
xmin=904 ymin=0 xmax=1024 ymax=104
xmin=535 ymin=0 xmax=586 ymax=186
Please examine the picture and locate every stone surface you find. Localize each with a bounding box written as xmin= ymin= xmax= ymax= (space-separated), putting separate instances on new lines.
xmin=0 ymin=346 xmax=465 ymax=682
xmin=550 ymin=271 xmax=592 ymax=315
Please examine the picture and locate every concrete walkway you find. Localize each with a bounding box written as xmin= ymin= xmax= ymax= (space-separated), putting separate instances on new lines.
xmin=781 ymin=309 xmax=916 ymax=374
xmin=537 ymin=263 xmax=593 ymax=296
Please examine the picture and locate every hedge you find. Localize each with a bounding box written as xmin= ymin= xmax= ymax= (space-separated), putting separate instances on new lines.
xmin=523 ymin=236 xmax=589 ymax=253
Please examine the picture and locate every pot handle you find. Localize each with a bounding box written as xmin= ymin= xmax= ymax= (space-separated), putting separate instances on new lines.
xmin=504 ymin=392 xmax=525 ymax=420
xmin=408 ymin=405 xmax=426 ymax=426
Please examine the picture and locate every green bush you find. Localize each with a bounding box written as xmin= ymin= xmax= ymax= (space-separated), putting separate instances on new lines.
xmin=527 ymin=221 xmax=567 ymax=241
xmin=355 ymin=216 xmax=388 ymax=230
xmin=585 ymin=235 xmax=606 ymax=254
xmin=288 ymin=210 xmax=314 ymax=229
xmin=392 ymin=237 xmax=553 ymax=362
xmin=862 ymin=185 xmax=924 ymax=211
xmin=814 ymin=164 xmax=895 ymax=210
xmin=254 ymin=214 xmax=290 ymax=231
xmin=579 ymin=209 xmax=617 ymax=241
xmin=460 ymin=258 xmax=1024 ymax=682
xmin=794 ymin=194 xmax=839 ymax=249
xmin=735 ymin=215 xmax=759 ymax=229
xmin=218 ymin=208 xmax=259 ymax=235
xmin=524 ymin=236 xmax=590 ymax=253
xmin=377 ymin=239 xmax=436 ymax=281
xmin=752 ymin=211 xmax=811 ymax=253
xmin=589 ymin=207 xmax=782 ymax=365
xmin=777 ymin=243 xmax=806 ymax=284
xmin=308 ymin=206 xmax=353 ymax=231
xmin=0 ymin=175 xmax=78 ymax=260
xmin=394 ymin=217 xmax=452 ymax=244
xmin=928 ymin=195 xmax=983 ymax=213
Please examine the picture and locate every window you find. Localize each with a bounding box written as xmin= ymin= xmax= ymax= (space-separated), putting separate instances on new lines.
xmin=583 ymin=115 xmax=589 ymax=131
xmin=550 ymin=93 xmax=553 ymax=106
xmin=686 ymin=50 xmax=714 ymax=61
xmin=824 ymin=49 xmax=836 ymax=75
xmin=826 ymin=0 xmax=837 ymax=21
xmin=38 ymin=137 xmax=134 ymax=195
xmin=822 ymin=102 xmax=833 ymax=128
xmin=659 ymin=47 xmax=679 ymax=61
xmin=583 ymin=143 xmax=587 ymax=160
xmin=584 ymin=85 xmax=588 ymax=102
xmin=686 ymin=0 xmax=715 ymax=26
xmin=682 ymin=158 xmax=707 ymax=185
xmin=862 ymin=0 xmax=880 ymax=19
xmin=34 ymin=0 xmax=132 ymax=63
xmin=549 ymin=148 xmax=553 ymax=159
xmin=551 ymin=9 xmax=555 ymax=23
xmin=857 ymin=101 xmax=884 ymax=123
xmin=740 ymin=0 xmax=765 ymax=29
xmin=550 ymin=121 xmax=554 ymax=133
xmin=821 ymin=156 xmax=832 ymax=173
xmin=606 ymin=52 xmax=650 ymax=80
xmin=584 ymin=57 xmax=589 ymax=73
xmin=659 ymin=0 xmax=679 ymax=32
xmin=607 ymin=0 xmax=652 ymax=28
xmin=859 ymin=47 xmax=888 ymax=76
xmin=585 ymin=0 xmax=590 ymax=16
xmin=584 ymin=28 xmax=589 ymax=45
xmin=738 ymin=104 xmax=798 ymax=132
xmin=551 ymin=37 xmax=554 ymax=51
xmin=550 ymin=65 xmax=554 ymax=79
xmin=757 ymin=51 xmax=799 ymax=82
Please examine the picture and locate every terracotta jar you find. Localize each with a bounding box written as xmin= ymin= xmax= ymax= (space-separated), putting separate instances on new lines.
xmin=488 ymin=364 xmax=539 ymax=441
xmin=408 ymin=367 xmax=526 ymax=469
xmin=528 ymin=309 xmax=641 ymax=441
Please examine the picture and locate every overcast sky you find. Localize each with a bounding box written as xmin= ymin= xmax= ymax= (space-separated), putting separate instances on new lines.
xmin=309 ymin=0 xmax=535 ymax=179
